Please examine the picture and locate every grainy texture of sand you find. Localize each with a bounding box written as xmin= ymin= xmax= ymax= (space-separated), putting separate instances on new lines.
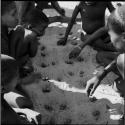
xmin=21 ymin=3 xmax=124 ymax=124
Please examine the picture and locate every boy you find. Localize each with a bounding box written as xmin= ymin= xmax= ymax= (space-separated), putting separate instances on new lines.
xmin=1 ymin=54 xmax=41 ymax=124
xmin=57 ymin=2 xmax=117 ymax=59
xmin=57 ymin=1 xmax=114 ymax=46
xmin=1 ymin=1 xmax=39 ymax=109
xmin=86 ymin=5 xmax=125 ymax=124
xmin=15 ymin=1 xmax=64 ymax=28
xmin=1 ymin=1 xmax=49 ymax=77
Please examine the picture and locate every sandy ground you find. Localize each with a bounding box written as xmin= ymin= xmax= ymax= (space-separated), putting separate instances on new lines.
xmin=21 ymin=3 xmax=124 ymax=124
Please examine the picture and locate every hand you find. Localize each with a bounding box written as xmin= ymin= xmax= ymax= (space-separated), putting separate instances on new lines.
xmin=85 ymin=76 xmax=100 ymax=97
xmin=69 ymin=46 xmax=82 ymax=59
xmin=57 ymin=37 xmax=67 ymax=46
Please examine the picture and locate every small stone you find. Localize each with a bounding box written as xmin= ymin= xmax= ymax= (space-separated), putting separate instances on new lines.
xmin=65 ymin=60 xmax=74 ymax=65
xmin=68 ymin=71 xmax=74 ymax=76
xmin=92 ymin=110 xmax=100 ymax=116
xmin=77 ymin=56 xmax=84 ymax=62
xmin=44 ymin=104 xmax=53 ymax=112
xmin=41 ymin=63 xmax=48 ymax=68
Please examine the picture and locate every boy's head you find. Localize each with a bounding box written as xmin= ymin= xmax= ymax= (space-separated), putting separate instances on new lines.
xmin=1 ymin=54 xmax=19 ymax=93
xmin=107 ymin=4 xmax=125 ymax=52
xmin=1 ymin=1 xmax=18 ymax=28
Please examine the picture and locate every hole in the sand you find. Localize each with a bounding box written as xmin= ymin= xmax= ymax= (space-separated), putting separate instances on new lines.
xmin=41 ymin=63 xmax=48 ymax=68
xmin=44 ymin=104 xmax=53 ymax=112
xmin=65 ymin=60 xmax=74 ymax=65
xmin=68 ymin=71 xmax=74 ymax=76
xmin=42 ymin=84 xmax=51 ymax=93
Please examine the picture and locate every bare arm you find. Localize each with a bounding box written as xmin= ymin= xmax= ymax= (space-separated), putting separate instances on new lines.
xmin=97 ymin=59 xmax=117 ymax=80
xmin=86 ymin=59 xmax=117 ymax=96
xmin=79 ymin=26 xmax=108 ymax=48
xmin=63 ymin=3 xmax=81 ymax=40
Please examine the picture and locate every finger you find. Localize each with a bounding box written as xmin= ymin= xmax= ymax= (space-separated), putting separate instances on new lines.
xmin=90 ymin=82 xmax=100 ymax=96
xmin=86 ymin=83 xmax=93 ymax=96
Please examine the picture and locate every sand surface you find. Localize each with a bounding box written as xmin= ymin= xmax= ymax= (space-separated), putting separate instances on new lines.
xmin=22 ymin=3 xmax=124 ymax=124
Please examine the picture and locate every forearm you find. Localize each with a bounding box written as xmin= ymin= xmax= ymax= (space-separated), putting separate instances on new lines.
xmin=64 ymin=6 xmax=80 ymax=39
xmin=97 ymin=60 xmax=116 ymax=81
xmin=79 ymin=26 xmax=107 ymax=49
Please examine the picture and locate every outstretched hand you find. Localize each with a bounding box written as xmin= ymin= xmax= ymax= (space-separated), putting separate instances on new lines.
xmin=85 ymin=76 xmax=101 ymax=97
xmin=69 ymin=46 xmax=82 ymax=59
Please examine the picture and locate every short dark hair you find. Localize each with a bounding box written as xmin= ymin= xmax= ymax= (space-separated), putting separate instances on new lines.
xmin=1 ymin=1 xmax=16 ymax=16
xmin=107 ymin=4 xmax=125 ymax=35
xmin=1 ymin=54 xmax=18 ymax=86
